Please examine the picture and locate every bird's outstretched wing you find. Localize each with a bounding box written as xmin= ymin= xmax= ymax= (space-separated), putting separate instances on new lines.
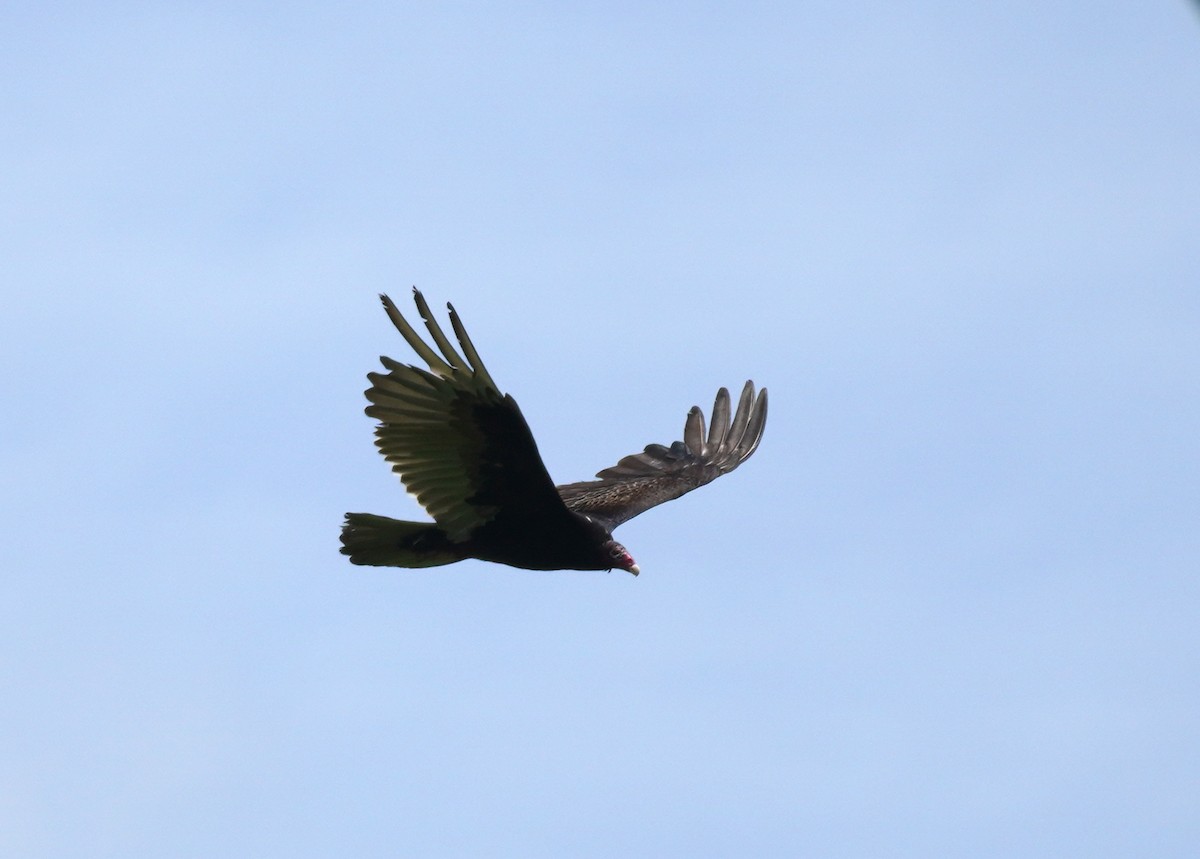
xmin=556 ymin=382 xmax=767 ymax=530
xmin=364 ymin=289 xmax=566 ymax=541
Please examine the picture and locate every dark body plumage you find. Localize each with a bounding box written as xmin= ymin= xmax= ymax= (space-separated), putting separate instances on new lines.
xmin=340 ymin=289 xmax=767 ymax=574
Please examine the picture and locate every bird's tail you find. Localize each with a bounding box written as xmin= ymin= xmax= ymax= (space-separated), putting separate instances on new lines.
xmin=340 ymin=513 xmax=461 ymax=567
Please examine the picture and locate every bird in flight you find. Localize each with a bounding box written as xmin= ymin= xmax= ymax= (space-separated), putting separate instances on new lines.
xmin=340 ymin=289 xmax=767 ymax=575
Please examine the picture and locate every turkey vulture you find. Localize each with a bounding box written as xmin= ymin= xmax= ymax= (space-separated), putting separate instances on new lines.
xmin=340 ymin=289 xmax=767 ymax=575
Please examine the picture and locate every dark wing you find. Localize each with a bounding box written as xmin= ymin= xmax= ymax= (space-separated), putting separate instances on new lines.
xmin=556 ymin=381 xmax=767 ymax=530
xmin=363 ymin=289 xmax=568 ymax=541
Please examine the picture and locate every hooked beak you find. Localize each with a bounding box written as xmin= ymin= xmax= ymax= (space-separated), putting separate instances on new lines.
xmin=626 ymin=563 xmax=640 ymax=576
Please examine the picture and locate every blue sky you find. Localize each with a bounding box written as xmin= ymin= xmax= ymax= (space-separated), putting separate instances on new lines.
xmin=3 ymin=3 xmax=1199 ymax=856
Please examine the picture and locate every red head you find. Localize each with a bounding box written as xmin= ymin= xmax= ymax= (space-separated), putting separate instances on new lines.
xmin=604 ymin=540 xmax=640 ymax=576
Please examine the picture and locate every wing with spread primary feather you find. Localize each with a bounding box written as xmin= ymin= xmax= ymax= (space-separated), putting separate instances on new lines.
xmin=555 ymin=381 xmax=767 ymax=530
xmin=364 ymin=290 xmax=566 ymax=541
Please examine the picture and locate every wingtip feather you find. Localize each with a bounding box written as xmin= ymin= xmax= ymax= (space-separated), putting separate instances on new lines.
xmin=707 ymin=387 xmax=732 ymax=451
xmin=684 ymin=405 xmax=707 ymax=457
